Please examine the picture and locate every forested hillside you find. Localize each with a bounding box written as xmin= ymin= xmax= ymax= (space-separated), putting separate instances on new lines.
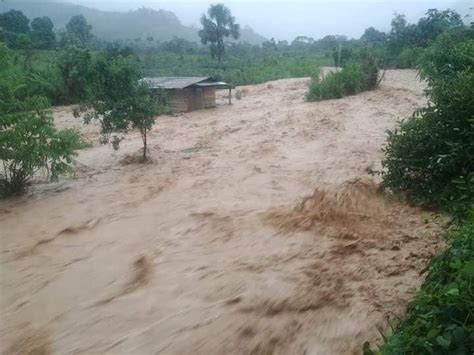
xmin=0 ymin=1 xmax=266 ymax=44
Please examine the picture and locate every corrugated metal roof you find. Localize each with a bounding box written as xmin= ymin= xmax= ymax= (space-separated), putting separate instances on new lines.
xmin=142 ymin=77 xmax=211 ymax=89
xmin=194 ymin=81 xmax=231 ymax=88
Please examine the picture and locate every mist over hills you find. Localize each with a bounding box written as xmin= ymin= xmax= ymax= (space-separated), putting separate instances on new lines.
xmin=0 ymin=1 xmax=267 ymax=44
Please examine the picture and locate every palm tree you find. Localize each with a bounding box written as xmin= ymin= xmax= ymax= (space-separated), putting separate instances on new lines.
xmin=199 ymin=4 xmax=240 ymax=62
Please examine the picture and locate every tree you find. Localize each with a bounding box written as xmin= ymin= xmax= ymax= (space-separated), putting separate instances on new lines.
xmin=56 ymin=43 xmax=91 ymax=103
xmin=0 ymin=44 xmax=81 ymax=196
xmin=0 ymin=10 xmax=30 ymax=33
xmin=332 ymin=46 xmax=353 ymax=67
xmin=31 ymin=16 xmax=55 ymax=49
xmin=361 ymin=27 xmax=387 ymax=45
xmin=388 ymin=13 xmax=409 ymax=53
xmin=199 ymin=3 xmax=240 ymax=62
xmin=65 ymin=15 xmax=92 ymax=45
xmin=75 ymin=51 xmax=168 ymax=161
xmin=416 ymin=9 xmax=463 ymax=47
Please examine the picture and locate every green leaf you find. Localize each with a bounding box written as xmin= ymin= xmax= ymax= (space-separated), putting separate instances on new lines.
xmin=445 ymin=288 xmax=459 ymax=296
xmin=436 ymin=335 xmax=451 ymax=349
xmin=461 ymin=261 xmax=474 ymax=277
xmin=427 ymin=328 xmax=439 ymax=339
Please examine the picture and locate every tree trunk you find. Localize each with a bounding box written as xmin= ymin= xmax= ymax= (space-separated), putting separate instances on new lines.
xmin=142 ymin=129 xmax=147 ymax=161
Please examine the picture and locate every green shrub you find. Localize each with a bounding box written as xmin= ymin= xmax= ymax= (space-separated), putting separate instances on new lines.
xmin=369 ymin=216 xmax=474 ymax=354
xmin=0 ymin=96 xmax=81 ymax=196
xmin=0 ymin=44 xmax=81 ymax=196
xmin=381 ymin=33 xmax=474 ymax=215
xmin=371 ymin=28 xmax=474 ymax=355
xmin=397 ymin=47 xmax=424 ymax=68
xmin=307 ymin=58 xmax=379 ymax=101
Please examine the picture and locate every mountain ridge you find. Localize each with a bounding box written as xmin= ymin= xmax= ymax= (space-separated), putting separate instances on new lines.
xmin=0 ymin=1 xmax=267 ymax=44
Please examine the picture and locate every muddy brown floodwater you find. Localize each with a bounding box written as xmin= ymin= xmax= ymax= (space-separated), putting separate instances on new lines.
xmin=1 ymin=70 xmax=446 ymax=354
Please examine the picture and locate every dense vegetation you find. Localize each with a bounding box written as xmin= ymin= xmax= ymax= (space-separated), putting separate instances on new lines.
xmin=0 ymin=1 xmax=265 ymax=44
xmin=307 ymin=58 xmax=378 ymax=101
xmin=382 ymin=28 xmax=474 ymax=217
xmin=362 ymin=25 xmax=474 ymax=355
xmin=74 ymin=51 xmax=168 ymax=160
xmin=0 ymin=43 xmax=81 ymax=196
xmin=0 ymin=10 xmax=168 ymax=194
xmin=2 ymin=5 xmax=468 ymax=104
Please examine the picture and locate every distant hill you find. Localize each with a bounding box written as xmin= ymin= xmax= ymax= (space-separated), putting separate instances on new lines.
xmin=0 ymin=1 xmax=267 ymax=44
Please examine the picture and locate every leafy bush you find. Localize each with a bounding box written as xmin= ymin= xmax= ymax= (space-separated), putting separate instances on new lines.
xmin=381 ymin=32 xmax=474 ymax=215
xmin=0 ymin=44 xmax=81 ymax=196
xmin=0 ymin=97 xmax=81 ymax=196
xmin=372 ymin=28 xmax=474 ymax=355
xmin=307 ymin=58 xmax=378 ymax=101
xmin=369 ymin=216 xmax=474 ymax=354
xmin=397 ymin=47 xmax=424 ymax=68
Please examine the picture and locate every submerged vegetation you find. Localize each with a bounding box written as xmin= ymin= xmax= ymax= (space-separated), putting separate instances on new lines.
xmin=307 ymin=58 xmax=378 ymax=101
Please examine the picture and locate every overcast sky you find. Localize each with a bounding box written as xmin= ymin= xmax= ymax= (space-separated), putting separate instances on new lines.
xmin=64 ymin=0 xmax=473 ymax=40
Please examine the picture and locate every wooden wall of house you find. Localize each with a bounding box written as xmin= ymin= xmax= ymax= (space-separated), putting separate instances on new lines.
xmin=165 ymin=87 xmax=217 ymax=113
xmin=168 ymin=89 xmax=189 ymax=113
xmin=203 ymin=88 xmax=216 ymax=108
xmin=187 ymin=88 xmax=202 ymax=112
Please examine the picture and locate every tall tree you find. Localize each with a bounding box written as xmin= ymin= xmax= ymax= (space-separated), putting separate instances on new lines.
xmin=199 ymin=3 xmax=239 ymax=62
xmin=361 ymin=27 xmax=387 ymax=45
xmin=65 ymin=15 xmax=92 ymax=45
xmin=416 ymin=9 xmax=463 ymax=47
xmin=0 ymin=10 xmax=30 ymax=33
xmin=31 ymin=16 xmax=55 ymax=49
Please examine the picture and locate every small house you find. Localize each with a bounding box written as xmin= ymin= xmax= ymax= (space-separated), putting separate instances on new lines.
xmin=142 ymin=77 xmax=233 ymax=113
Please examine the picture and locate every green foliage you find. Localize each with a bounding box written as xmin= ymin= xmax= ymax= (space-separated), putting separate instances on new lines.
xmin=31 ymin=16 xmax=55 ymax=49
xmin=332 ymin=45 xmax=353 ymax=67
xmin=307 ymin=58 xmax=378 ymax=101
xmin=0 ymin=2 xmax=265 ymax=44
xmin=381 ymin=31 xmax=474 ymax=215
xmin=416 ymin=9 xmax=464 ymax=47
xmin=372 ymin=216 xmax=474 ymax=354
xmin=397 ymin=47 xmax=424 ymax=69
xmin=65 ymin=14 xmax=92 ymax=45
xmin=361 ymin=27 xmax=387 ymax=46
xmin=76 ymin=50 xmax=168 ymax=160
xmin=56 ymin=43 xmax=92 ymax=103
xmin=0 ymin=9 xmax=29 ymax=33
xmin=385 ymin=9 xmax=465 ymax=68
xmin=0 ymin=45 xmax=81 ymax=196
xmin=199 ymin=3 xmax=240 ymax=62
xmin=373 ymin=25 xmax=474 ymax=355
xmin=140 ymin=51 xmax=329 ymax=86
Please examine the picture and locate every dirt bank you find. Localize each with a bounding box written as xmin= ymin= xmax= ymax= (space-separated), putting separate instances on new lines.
xmin=0 ymin=70 xmax=444 ymax=354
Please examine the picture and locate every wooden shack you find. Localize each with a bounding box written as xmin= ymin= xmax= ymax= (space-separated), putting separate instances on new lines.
xmin=142 ymin=77 xmax=233 ymax=113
